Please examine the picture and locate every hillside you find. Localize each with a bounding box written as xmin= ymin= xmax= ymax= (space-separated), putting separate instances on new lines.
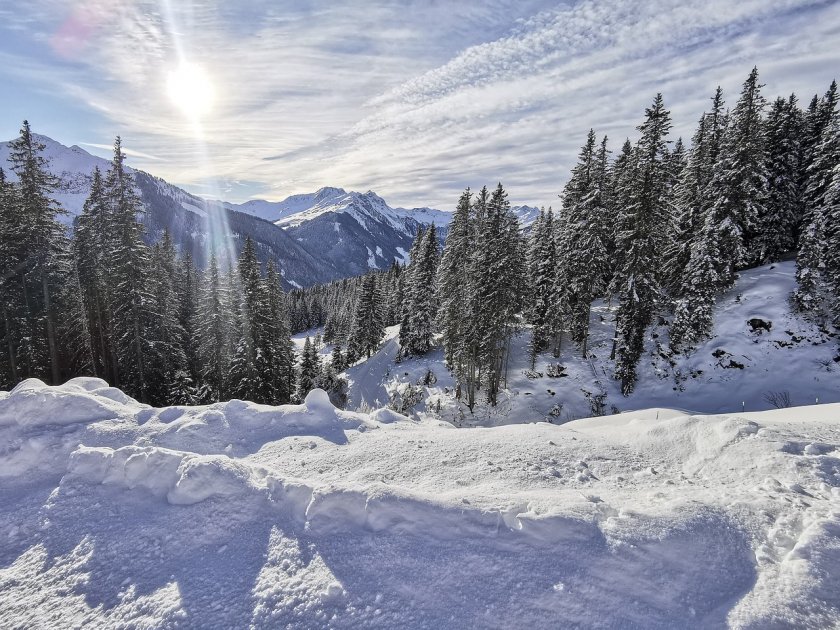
xmin=343 ymin=261 xmax=840 ymax=424
xmin=1 ymin=376 xmax=838 ymax=627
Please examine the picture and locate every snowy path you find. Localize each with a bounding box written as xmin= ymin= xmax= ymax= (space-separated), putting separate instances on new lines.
xmin=0 ymin=378 xmax=839 ymax=627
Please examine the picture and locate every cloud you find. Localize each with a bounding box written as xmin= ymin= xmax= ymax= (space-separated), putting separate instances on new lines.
xmin=1 ymin=0 xmax=838 ymax=209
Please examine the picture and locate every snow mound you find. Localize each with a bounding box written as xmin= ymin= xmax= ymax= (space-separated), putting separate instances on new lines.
xmin=0 ymin=377 xmax=142 ymax=427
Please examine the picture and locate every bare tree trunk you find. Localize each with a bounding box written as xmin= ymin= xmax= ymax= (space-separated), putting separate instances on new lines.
xmin=41 ymin=272 xmax=60 ymax=384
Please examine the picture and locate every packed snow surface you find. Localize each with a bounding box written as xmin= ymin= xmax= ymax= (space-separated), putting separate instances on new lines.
xmin=1 ymin=377 xmax=839 ymax=628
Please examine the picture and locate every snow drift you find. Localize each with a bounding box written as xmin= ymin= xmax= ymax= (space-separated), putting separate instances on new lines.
xmin=1 ymin=378 xmax=839 ymax=628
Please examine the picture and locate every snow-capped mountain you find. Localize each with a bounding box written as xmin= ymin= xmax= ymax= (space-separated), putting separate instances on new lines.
xmin=1 ymin=133 xmax=539 ymax=286
xmin=512 ymin=204 xmax=541 ymax=227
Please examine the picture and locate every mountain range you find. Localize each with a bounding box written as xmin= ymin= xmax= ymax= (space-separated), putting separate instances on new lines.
xmin=0 ymin=135 xmax=539 ymax=288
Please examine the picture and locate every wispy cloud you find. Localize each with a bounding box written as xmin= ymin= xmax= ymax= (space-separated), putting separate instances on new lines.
xmin=1 ymin=0 xmax=838 ymax=209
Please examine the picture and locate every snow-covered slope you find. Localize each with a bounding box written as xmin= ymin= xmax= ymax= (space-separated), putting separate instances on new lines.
xmin=0 ymin=134 xmax=116 ymax=219
xmin=343 ymin=261 xmax=840 ymax=424
xmin=1 ymin=377 xmax=838 ymax=627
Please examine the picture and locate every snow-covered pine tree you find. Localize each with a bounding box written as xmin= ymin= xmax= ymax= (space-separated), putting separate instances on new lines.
xmin=402 ymin=224 xmax=439 ymax=356
xmin=526 ymin=208 xmax=558 ymax=366
xmin=398 ymin=226 xmax=425 ymax=352
xmin=813 ymin=110 xmax=840 ymax=320
xmin=194 ymin=253 xmax=231 ymax=402
xmin=468 ymin=183 xmax=525 ymax=405
xmin=559 ymin=130 xmax=610 ymax=357
xmin=613 ymin=94 xmax=672 ymax=394
xmin=347 ymin=272 xmax=385 ymax=361
xmin=796 ymin=81 xmax=839 ymax=311
xmin=227 ymin=237 xmax=266 ymax=402
xmin=147 ymin=231 xmax=190 ymax=405
xmin=437 ymin=188 xmax=472 ymax=381
xmin=704 ymin=68 xmax=769 ymax=283
xmin=296 ymin=336 xmax=321 ymax=400
xmin=0 ymin=167 xmax=20 ymax=387
xmin=758 ymin=94 xmax=803 ymax=262
xmin=177 ymin=251 xmax=200 ymax=386
xmin=605 ymin=139 xmax=635 ymax=308
xmin=6 ymin=121 xmax=70 ymax=384
xmin=74 ymin=166 xmax=119 ymax=384
xmin=330 ymin=344 xmax=346 ymax=372
xmin=261 ymin=260 xmax=296 ymax=404
xmin=105 ymin=136 xmax=154 ymax=402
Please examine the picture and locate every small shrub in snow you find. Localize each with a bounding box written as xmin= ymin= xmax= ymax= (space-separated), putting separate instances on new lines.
xmin=763 ymin=390 xmax=792 ymax=409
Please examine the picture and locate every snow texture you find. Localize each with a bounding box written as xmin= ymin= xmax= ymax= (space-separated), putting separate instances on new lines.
xmin=1 ymin=373 xmax=839 ymax=628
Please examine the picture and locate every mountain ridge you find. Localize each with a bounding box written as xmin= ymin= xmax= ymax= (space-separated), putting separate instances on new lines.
xmin=1 ymin=133 xmax=540 ymax=286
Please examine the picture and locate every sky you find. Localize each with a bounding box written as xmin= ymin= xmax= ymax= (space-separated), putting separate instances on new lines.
xmin=1 ymin=0 xmax=839 ymax=210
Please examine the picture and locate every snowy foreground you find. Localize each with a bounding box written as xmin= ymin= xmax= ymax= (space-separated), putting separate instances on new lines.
xmin=1 ymin=379 xmax=839 ymax=628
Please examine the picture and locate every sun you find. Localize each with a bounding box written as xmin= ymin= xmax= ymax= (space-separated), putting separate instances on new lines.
xmin=166 ymin=62 xmax=215 ymax=119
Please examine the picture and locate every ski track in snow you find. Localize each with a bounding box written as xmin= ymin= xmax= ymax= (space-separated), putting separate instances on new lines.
xmin=1 ymin=375 xmax=839 ymax=628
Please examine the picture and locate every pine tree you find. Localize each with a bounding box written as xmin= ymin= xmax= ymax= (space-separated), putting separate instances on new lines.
xmin=347 ymin=273 xmax=385 ymax=361
xmin=147 ymin=231 xmax=189 ymax=405
xmin=227 ymin=237 xmax=265 ymax=401
xmin=526 ymin=208 xmax=557 ymax=365
xmin=74 ymin=166 xmax=119 ymax=384
xmin=796 ymin=81 xmax=839 ymax=311
xmin=106 ymin=136 xmax=153 ymax=402
xmin=467 ymin=183 xmax=525 ymax=405
xmin=704 ymin=68 xmax=769 ymax=284
xmin=613 ymin=94 xmax=672 ymax=394
xmin=758 ymin=94 xmax=803 ymax=262
xmin=296 ymin=336 xmax=321 ymax=400
xmin=0 ymin=167 xmax=20 ymax=387
xmin=195 ymin=253 xmax=231 ymax=402
xmin=437 ymin=188 xmax=472 ymax=378
xmin=7 ymin=121 xmax=70 ymax=383
xmin=401 ymin=224 xmax=440 ymax=356
xmin=177 ymin=251 xmax=200 ymax=384
xmin=260 ymin=260 xmax=295 ymax=403
xmin=558 ymin=130 xmax=610 ymax=357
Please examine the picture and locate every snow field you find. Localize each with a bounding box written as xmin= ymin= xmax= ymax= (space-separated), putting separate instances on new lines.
xmin=0 ymin=376 xmax=839 ymax=627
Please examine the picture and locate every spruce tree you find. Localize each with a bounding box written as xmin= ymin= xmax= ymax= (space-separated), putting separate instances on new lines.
xmin=759 ymin=94 xmax=803 ymax=262
xmin=558 ymin=130 xmax=610 ymax=357
xmin=401 ymin=224 xmax=440 ymax=356
xmin=437 ymin=188 xmax=473 ymax=379
xmin=613 ymin=94 xmax=672 ymax=394
xmin=195 ymin=253 xmax=231 ymax=402
xmin=296 ymin=336 xmax=321 ymax=400
xmin=106 ymin=136 xmax=153 ymax=402
xmin=526 ymin=208 xmax=557 ymax=365
xmin=261 ymin=261 xmax=295 ymax=403
xmin=148 ymin=231 xmax=189 ymax=405
xmin=7 ymin=121 xmax=69 ymax=383
xmin=704 ymin=68 xmax=769 ymax=284
xmin=74 ymin=166 xmax=119 ymax=384
xmin=796 ymin=81 xmax=839 ymax=311
xmin=347 ymin=273 xmax=385 ymax=361
xmin=227 ymin=237 xmax=265 ymax=401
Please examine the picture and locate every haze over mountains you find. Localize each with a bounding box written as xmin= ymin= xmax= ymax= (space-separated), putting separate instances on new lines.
xmin=0 ymin=134 xmax=539 ymax=288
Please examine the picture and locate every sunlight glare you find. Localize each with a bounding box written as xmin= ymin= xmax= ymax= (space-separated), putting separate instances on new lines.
xmin=166 ymin=62 xmax=215 ymax=119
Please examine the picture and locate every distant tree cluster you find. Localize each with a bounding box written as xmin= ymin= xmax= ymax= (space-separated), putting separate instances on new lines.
xmin=0 ymin=124 xmax=298 ymax=405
